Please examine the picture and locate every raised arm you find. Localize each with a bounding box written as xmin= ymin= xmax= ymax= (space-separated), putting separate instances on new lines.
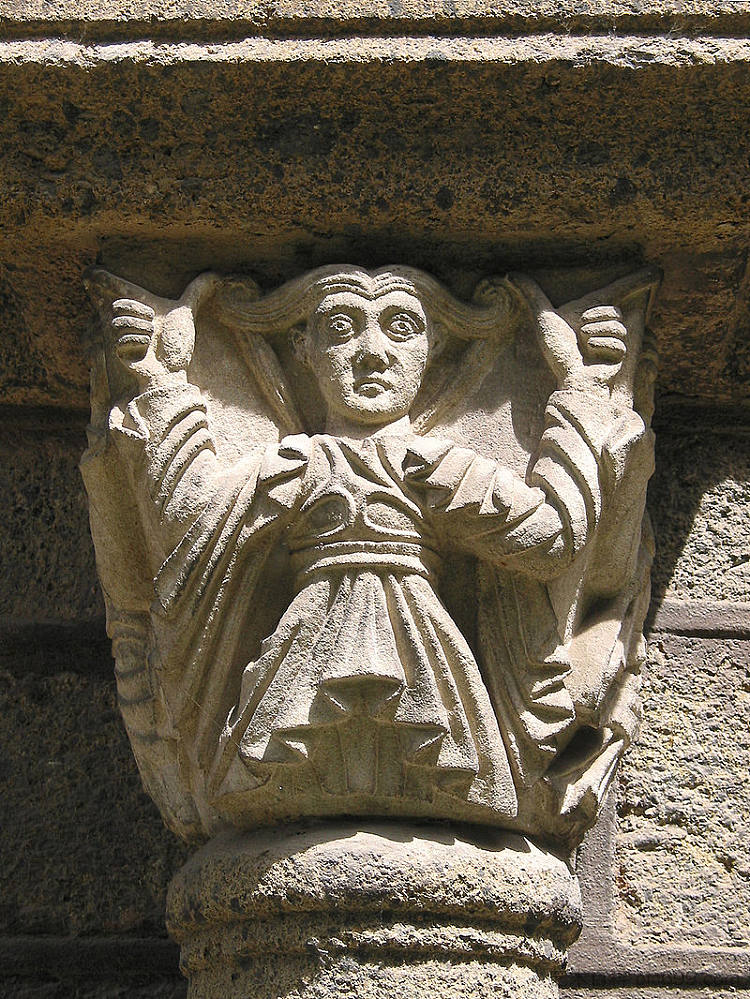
xmin=405 ymin=270 xmax=655 ymax=578
xmin=96 ymin=274 xmax=227 ymax=556
xmin=404 ymin=427 xmax=592 ymax=581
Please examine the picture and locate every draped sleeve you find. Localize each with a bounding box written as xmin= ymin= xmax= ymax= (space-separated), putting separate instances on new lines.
xmin=404 ymin=389 xmax=636 ymax=578
xmin=108 ymin=380 xmax=310 ymax=605
xmin=109 ymin=381 xmax=219 ymax=555
xmin=102 ymin=379 xmax=311 ymax=830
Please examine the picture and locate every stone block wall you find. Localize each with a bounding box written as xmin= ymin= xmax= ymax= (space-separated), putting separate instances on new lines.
xmin=1 ymin=2 xmax=749 ymax=996
xmin=567 ymin=414 xmax=750 ymax=993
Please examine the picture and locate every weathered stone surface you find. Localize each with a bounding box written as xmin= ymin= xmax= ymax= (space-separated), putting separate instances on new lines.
xmin=81 ymin=263 xmax=655 ymax=853
xmin=0 ymin=982 xmax=185 ymax=999
xmin=2 ymin=403 xmax=745 ymax=636
xmin=649 ymin=425 xmax=750 ymax=605
xmin=0 ymin=669 xmax=185 ymax=936
xmin=0 ymin=30 xmax=749 ymax=408
xmin=3 ymin=401 xmax=745 ymax=649
xmin=563 ymin=991 xmax=750 ymax=999
xmin=0 ymin=3 xmax=747 ymax=997
xmin=616 ymin=634 xmax=750 ymax=948
xmin=168 ymin=823 xmax=581 ymax=999
xmin=2 ymin=1 xmax=750 ymax=33
xmin=76 ymin=244 xmax=656 ymax=999
xmin=0 ymin=417 xmax=100 ymax=622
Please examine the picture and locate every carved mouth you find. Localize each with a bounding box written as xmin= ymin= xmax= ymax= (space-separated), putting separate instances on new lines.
xmin=355 ymin=376 xmax=392 ymax=393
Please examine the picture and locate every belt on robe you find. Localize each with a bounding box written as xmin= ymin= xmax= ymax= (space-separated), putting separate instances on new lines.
xmin=291 ymin=540 xmax=441 ymax=586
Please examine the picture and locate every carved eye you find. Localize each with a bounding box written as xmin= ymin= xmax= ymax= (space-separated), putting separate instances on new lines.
xmin=384 ymin=311 xmax=423 ymax=341
xmin=326 ymin=313 xmax=357 ymax=340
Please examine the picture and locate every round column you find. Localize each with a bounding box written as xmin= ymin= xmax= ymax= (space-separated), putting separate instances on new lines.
xmin=167 ymin=821 xmax=582 ymax=999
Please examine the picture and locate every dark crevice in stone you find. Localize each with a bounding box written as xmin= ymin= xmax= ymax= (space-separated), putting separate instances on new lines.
xmin=653 ymin=395 xmax=750 ymax=434
xmin=0 ymin=404 xmax=89 ymax=435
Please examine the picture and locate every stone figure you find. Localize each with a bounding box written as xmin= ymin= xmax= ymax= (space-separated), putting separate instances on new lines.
xmin=82 ymin=263 xmax=657 ymax=851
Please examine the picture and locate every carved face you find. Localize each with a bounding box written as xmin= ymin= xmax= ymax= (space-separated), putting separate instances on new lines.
xmin=304 ymin=289 xmax=431 ymax=427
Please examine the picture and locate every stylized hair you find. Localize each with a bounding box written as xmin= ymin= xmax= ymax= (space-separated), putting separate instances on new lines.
xmin=215 ymin=265 xmax=515 ymax=342
xmin=214 ymin=266 xmax=519 ymax=436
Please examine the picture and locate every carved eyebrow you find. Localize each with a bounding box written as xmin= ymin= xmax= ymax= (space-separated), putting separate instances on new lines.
xmin=380 ymin=306 xmax=422 ymax=317
xmin=316 ymin=301 xmax=366 ymax=315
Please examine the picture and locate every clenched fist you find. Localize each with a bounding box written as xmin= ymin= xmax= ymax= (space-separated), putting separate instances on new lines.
xmin=508 ymin=272 xmax=654 ymax=407
xmin=112 ymin=299 xmax=196 ymax=391
xmin=94 ymin=271 xmax=222 ymax=392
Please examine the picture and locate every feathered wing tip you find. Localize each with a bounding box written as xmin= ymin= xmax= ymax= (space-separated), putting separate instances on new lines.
xmin=214 ymin=264 xmax=520 ymax=342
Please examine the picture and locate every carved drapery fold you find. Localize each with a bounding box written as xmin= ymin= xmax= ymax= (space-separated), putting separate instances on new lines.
xmin=82 ymin=262 xmax=658 ymax=849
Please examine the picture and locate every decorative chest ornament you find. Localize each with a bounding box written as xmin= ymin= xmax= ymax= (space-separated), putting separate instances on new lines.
xmin=83 ymin=262 xmax=658 ymax=999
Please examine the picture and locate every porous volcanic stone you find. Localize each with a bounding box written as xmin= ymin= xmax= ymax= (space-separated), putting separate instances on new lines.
xmin=616 ymin=634 xmax=750 ymax=948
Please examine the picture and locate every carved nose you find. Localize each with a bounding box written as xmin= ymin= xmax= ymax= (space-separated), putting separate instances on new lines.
xmin=357 ymin=326 xmax=391 ymax=369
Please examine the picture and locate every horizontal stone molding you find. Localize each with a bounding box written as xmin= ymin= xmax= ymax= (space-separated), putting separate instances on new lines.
xmin=568 ymin=930 xmax=750 ymax=988
xmin=1 ymin=34 xmax=750 ymax=69
xmin=648 ymin=597 xmax=750 ymax=639
xmin=2 ymin=933 xmax=749 ymax=989
xmin=2 ymin=1 xmax=750 ymax=39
